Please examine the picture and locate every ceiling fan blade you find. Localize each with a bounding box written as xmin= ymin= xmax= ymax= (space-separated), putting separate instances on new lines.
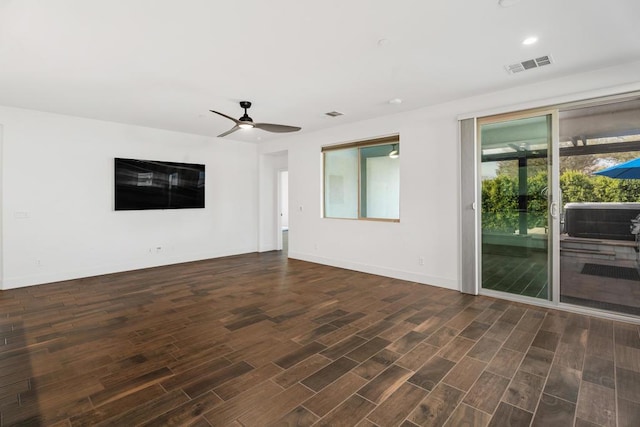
xmin=254 ymin=123 xmax=302 ymax=133
xmin=217 ymin=125 xmax=240 ymax=138
xmin=210 ymin=110 xmax=241 ymax=125
xmin=210 ymin=102 xmax=300 ymax=136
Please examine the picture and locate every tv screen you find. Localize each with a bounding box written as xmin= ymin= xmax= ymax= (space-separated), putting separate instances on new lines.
xmin=114 ymin=158 xmax=205 ymax=210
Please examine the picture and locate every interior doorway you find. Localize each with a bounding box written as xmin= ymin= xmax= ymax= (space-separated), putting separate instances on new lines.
xmin=278 ymin=170 xmax=289 ymax=254
xmin=0 ymin=124 xmax=3 ymax=289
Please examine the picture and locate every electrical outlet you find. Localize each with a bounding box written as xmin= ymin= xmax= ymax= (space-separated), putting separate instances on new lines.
xmin=418 ymin=257 xmax=424 ymax=266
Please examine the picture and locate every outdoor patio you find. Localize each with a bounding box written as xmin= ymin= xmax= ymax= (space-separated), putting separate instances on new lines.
xmin=560 ymin=236 xmax=640 ymax=316
xmin=483 ymin=236 xmax=640 ymax=316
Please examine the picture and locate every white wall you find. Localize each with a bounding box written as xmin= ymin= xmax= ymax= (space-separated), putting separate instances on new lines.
xmin=3 ymin=60 xmax=639 ymax=292
xmin=259 ymin=60 xmax=640 ymax=291
xmin=258 ymin=115 xmax=459 ymax=288
xmin=365 ymin=156 xmax=400 ymax=219
xmin=0 ymin=106 xmax=258 ymax=289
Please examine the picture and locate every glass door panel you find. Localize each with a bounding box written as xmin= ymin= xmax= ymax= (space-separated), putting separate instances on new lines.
xmin=480 ymin=114 xmax=552 ymax=300
xmin=558 ymin=98 xmax=640 ymax=316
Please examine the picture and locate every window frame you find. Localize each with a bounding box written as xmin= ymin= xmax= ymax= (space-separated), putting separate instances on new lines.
xmin=322 ymin=135 xmax=400 ymax=222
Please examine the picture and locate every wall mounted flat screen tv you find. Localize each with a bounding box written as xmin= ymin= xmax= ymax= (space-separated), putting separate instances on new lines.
xmin=115 ymin=158 xmax=205 ymax=210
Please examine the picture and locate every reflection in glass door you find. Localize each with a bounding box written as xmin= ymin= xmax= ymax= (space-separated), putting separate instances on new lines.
xmin=479 ymin=114 xmax=553 ymax=300
xmin=558 ymin=99 xmax=640 ymax=316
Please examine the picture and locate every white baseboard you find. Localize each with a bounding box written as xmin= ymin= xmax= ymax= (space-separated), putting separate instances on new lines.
xmin=288 ymin=251 xmax=459 ymax=291
xmin=4 ymin=249 xmax=460 ymax=292
xmin=2 ymin=247 xmax=258 ymax=290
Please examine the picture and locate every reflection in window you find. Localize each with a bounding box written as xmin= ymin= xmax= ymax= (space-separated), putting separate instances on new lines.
xmin=324 ymin=148 xmax=358 ymax=219
xmin=137 ymin=172 xmax=154 ymax=186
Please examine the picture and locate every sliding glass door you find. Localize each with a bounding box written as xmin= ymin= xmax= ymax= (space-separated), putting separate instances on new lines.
xmin=558 ymin=98 xmax=640 ymax=316
xmin=479 ymin=113 xmax=555 ymax=300
xmin=464 ymin=95 xmax=640 ymax=318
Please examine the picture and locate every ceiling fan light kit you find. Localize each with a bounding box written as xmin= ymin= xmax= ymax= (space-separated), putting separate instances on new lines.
xmin=210 ymin=101 xmax=301 ymax=138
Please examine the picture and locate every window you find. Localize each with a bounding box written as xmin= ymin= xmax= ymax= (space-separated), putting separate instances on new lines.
xmin=323 ymin=135 xmax=400 ymax=221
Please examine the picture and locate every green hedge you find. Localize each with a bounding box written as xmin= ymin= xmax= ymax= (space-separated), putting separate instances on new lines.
xmin=482 ymin=170 xmax=640 ymax=232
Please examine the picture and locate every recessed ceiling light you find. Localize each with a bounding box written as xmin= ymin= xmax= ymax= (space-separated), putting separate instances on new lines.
xmin=522 ymin=36 xmax=538 ymax=45
xmin=388 ymin=98 xmax=403 ymax=105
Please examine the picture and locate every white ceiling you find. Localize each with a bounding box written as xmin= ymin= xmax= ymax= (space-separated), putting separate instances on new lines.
xmin=1 ymin=0 xmax=639 ymax=142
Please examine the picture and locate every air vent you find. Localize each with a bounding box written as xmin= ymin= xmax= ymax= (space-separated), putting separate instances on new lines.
xmin=505 ymin=55 xmax=553 ymax=74
xmin=325 ymin=111 xmax=344 ymax=117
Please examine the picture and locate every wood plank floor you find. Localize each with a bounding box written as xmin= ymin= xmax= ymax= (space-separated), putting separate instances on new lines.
xmin=1 ymin=251 xmax=639 ymax=426
xmin=482 ymin=250 xmax=548 ymax=300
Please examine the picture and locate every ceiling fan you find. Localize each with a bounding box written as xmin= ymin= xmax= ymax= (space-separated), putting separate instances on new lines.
xmin=210 ymin=101 xmax=301 ymax=138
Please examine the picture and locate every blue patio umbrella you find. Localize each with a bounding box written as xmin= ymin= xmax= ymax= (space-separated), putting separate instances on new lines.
xmin=594 ymin=157 xmax=640 ymax=179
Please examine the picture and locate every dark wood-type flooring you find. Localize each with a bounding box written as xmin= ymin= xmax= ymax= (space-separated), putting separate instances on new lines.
xmin=482 ymin=249 xmax=548 ymax=300
xmin=1 ymin=251 xmax=640 ymax=426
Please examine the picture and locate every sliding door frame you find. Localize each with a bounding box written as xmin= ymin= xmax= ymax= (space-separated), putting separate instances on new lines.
xmin=476 ymin=108 xmax=559 ymax=303
xmin=460 ymin=118 xmax=478 ymax=294
xmin=460 ymin=89 xmax=640 ymax=323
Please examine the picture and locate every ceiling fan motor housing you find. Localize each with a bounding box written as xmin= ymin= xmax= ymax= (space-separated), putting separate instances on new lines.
xmin=239 ymin=101 xmax=253 ymax=122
